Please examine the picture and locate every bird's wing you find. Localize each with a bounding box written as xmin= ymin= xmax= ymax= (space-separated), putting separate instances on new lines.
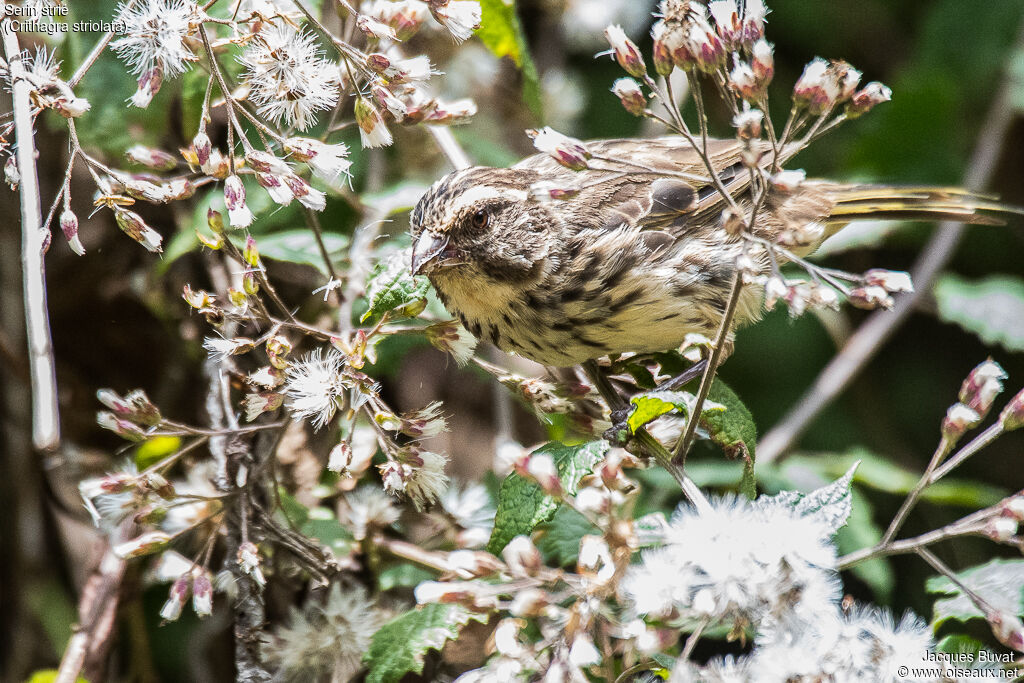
xmin=514 ymin=136 xmax=761 ymax=234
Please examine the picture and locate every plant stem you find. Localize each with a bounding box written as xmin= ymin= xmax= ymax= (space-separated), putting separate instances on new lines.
xmin=3 ymin=17 xmax=60 ymax=451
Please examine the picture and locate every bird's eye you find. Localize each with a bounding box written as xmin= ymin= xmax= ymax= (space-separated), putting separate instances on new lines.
xmin=471 ymin=208 xmax=489 ymax=229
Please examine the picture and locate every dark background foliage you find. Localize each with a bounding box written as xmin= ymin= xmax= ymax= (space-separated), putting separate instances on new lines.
xmin=1 ymin=0 xmax=1023 ymax=679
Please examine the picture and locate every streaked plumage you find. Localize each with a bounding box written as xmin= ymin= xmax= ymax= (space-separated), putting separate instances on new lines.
xmin=410 ymin=136 xmax=1000 ymax=367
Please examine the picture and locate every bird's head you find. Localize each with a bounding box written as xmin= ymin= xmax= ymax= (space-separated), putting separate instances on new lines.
xmin=409 ymin=166 xmax=558 ymax=286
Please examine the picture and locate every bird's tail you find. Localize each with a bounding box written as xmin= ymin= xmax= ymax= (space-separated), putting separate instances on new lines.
xmin=824 ymin=184 xmax=1016 ymax=226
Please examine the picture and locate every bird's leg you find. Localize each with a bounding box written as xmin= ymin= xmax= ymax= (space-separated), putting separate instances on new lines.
xmin=582 ymin=360 xmax=631 ymax=445
xmin=659 ymin=358 xmax=709 ymax=392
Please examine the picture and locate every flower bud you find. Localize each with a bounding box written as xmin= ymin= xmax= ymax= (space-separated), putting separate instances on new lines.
xmin=255 ymin=172 xmax=294 ymax=206
xmin=611 ymin=78 xmax=646 ymax=116
xmin=53 ymin=96 xmax=91 ymax=119
xmin=114 ymin=531 xmax=172 ymax=559
xmin=243 ymin=271 xmax=260 ymax=296
xmin=5 ymin=155 xmax=19 ymax=190
xmin=848 ymin=285 xmax=894 ymax=310
xmin=958 ymin=359 xmax=1006 ymax=420
xmin=1006 ymin=496 xmax=1024 ymax=521
xmin=114 ymin=209 xmax=163 ymax=252
xmin=284 ymin=137 xmax=352 ymax=184
xmin=941 ymin=403 xmax=981 ymax=442
xmin=999 ymin=388 xmax=1024 ymax=432
xmin=236 ymin=541 xmax=266 ymax=587
xmin=986 ymin=516 xmax=1018 ymax=542
xmin=528 ymin=127 xmax=590 ymax=171
xmin=864 ymin=269 xmax=914 ymax=293
xmin=502 ymin=535 xmax=542 ymax=576
xmin=846 ymin=82 xmax=891 ymax=118
xmin=729 ymin=60 xmax=760 ymax=102
xmin=125 ymin=145 xmax=177 ymax=171
xmin=688 ymin=22 xmax=726 ymax=73
xmin=130 ymin=67 xmax=163 ymax=108
xmin=605 ymin=25 xmax=646 ymax=78
xmin=708 ymin=0 xmax=741 ymax=47
xmin=60 ymin=208 xmax=85 ymax=256
xmin=223 ymin=175 xmax=253 ymax=228
xmin=764 ymin=276 xmax=787 ymax=310
xmin=160 ymin=577 xmax=190 ymax=621
xmin=650 ymin=21 xmax=676 ymax=75
xmin=428 ymin=0 xmax=482 ymax=43
xmin=354 ymin=98 xmax=393 ymax=149
xmin=833 ymin=61 xmax=862 ymax=103
xmin=194 ymin=132 xmax=213 ymax=173
xmin=373 ymin=0 xmax=429 ymax=40
xmin=741 ymin=0 xmax=768 ymax=45
xmin=283 ymin=173 xmax=326 ymax=211
xmin=243 ymin=235 xmax=261 ymax=269
xmin=425 ymin=320 xmax=477 ymax=365
xmin=357 ymin=13 xmax=397 ymax=40
xmin=733 ymin=106 xmax=763 ymax=139
xmin=751 ymin=39 xmax=774 ymax=86
xmin=770 ymin=169 xmax=806 ymax=193
xmin=192 ymin=570 xmax=213 ymax=617
xmin=987 ymin=610 xmax=1024 ymax=652
xmin=793 ymin=58 xmax=836 ymax=114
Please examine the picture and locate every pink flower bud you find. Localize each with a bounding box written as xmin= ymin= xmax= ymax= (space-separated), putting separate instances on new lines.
xmin=770 ymin=169 xmax=806 ymax=193
xmin=53 ymin=96 xmax=91 ymax=118
xmin=833 ymin=62 xmax=862 ymax=103
xmin=999 ymin=388 xmax=1024 ymax=432
xmin=191 ymin=570 xmax=213 ymax=617
xmin=605 ymin=25 xmax=647 ymax=78
xmin=428 ymin=0 xmax=482 ymax=43
xmin=611 ymin=78 xmax=647 ymax=116
xmin=733 ymin=105 xmax=763 ymax=139
xmin=130 ymin=67 xmax=163 ymax=109
xmin=60 ymin=208 xmax=85 ymax=256
xmin=752 ymin=39 xmax=774 ymax=86
xmin=941 ymin=403 xmax=981 ymax=442
xmin=729 ymin=60 xmax=761 ymax=102
xmin=125 ymin=145 xmax=177 ymax=171
xmin=528 ymin=127 xmax=590 ymax=171
xmin=793 ymin=58 xmax=836 ymax=114
xmin=741 ymin=0 xmax=768 ymax=45
xmin=650 ymin=21 xmax=676 ymax=75
xmin=243 ymin=235 xmax=260 ymax=269
xmin=688 ymin=22 xmax=726 ymax=73
xmin=255 ymin=172 xmax=294 ymax=206
xmin=847 ymin=82 xmax=891 ymax=118
xmin=986 ymin=516 xmax=1018 ymax=541
xmin=193 ymin=131 xmax=212 ymax=170
xmin=708 ymin=0 xmax=741 ymax=47
xmin=160 ymin=577 xmax=190 ymax=621
xmin=223 ymin=175 xmax=253 ymax=228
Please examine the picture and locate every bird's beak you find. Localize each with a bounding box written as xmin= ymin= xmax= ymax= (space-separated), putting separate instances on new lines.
xmin=411 ymin=232 xmax=449 ymax=275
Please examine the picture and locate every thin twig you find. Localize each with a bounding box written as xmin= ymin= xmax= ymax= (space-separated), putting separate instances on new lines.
xmin=671 ymin=272 xmax=744 ymax=463
xmin=879 ymin=436 xmax=952 ymax=545
xmin=757 ymin=18 xmax=1024 ymax=464
xmin=4 ymin=17 xmax=60 ymax=451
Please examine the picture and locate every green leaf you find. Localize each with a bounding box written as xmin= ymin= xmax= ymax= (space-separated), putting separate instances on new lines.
xmin=134 ymin=435 xmax=182 ymax=469
xmin=627 ymin=390 xmax=693 ymax=432
xmin=780 ymin=451 xmax=1006 ymax=508
xmin=378 ymin=563 xmax=437 ymax=592
xmin=536 ymin=505 xmax=598 ymax=566
xmin=476 ymin=0 xmax=543 ymax=119
xmin=934 ymin=634 xmax=985 ymax=656
xmin=251 ymin=230 xmax=349 ymax=276
xmin=363 ymin=603 xmax=487 ymax=683
xmin=487 ymin=440 xmax=607 ymax=555
xmin=934 ymin=275 xmax=1024 ymax=352
xmin=360 ymin=249 xmax=431 ymax=323
xmin=761 ymin=462 xmax=858 ymax=536
xmin=705 ymin=380 xmax=758 ymax=497
xmin=926 ymin=558 xmax=1024 ymax=630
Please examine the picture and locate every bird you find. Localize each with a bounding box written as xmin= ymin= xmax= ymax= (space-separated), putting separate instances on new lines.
xmin=409 ymin=136 xmax=1004 ymax=368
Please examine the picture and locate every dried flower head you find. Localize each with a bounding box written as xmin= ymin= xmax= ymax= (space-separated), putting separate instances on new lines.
xmin=112 ymin=0 xmax=201 ymax=79
xmin=239 ymin=23 xmax=340 ymax=130
xmin=283 ymin=348 xmax=347 ymax=430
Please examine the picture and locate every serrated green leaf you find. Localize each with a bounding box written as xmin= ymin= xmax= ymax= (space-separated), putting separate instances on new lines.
xmin=926 ymin=558 xmax=1024 ymax=630
xmin=477 ymin=0 xmax=542 ymax=119
xmin=487 ymin=441 xmax=607 ymax=555
xmin=252 ymin=230 xmax=349 ymax=276
xmin=536 ymin=505 xmax=598 ymax=566
xmin=363 ymin=603 xmax=486 ymax=683
xmin=378 ymin=563 xmax=437 ymax=592
xmin=760 ymin=463 xmax=858 ymax=536
xmin=702 ymin=380 xmax=757 ymax=461
xmin=780 ymin=451 xmax=1006 ymax=508
xmin=934 ymin=275 xmax=1024 ymax=352
xmin=360 ymin=249 xmax=431 ymax=323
